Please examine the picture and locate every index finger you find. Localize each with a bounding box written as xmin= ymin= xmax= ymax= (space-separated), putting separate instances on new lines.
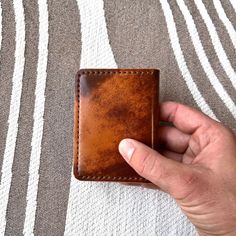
xmin=159 ymin=102 xmax=218 ymax=134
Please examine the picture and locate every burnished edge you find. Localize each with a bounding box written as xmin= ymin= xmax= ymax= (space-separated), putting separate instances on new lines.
xmin=73 ymin=72 xmax=80 ymax=179
xmin=73 ymin=69 xmax=160 ymax=182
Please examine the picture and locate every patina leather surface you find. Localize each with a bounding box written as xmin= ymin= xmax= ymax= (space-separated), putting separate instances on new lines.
xmin=74 ymin=69 xmax=160 ymax=182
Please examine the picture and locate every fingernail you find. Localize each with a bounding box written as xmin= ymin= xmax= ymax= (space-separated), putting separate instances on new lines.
xmin=119 ymin=139 xmax=135 ymax=161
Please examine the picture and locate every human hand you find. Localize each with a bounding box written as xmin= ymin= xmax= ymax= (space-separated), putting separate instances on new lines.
xmin=118 ymin=102 xmax=236 ymax=236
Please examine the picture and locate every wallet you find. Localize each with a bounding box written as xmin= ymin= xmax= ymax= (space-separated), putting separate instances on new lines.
xmin=73 ymin=69 xmax=160 ymax=182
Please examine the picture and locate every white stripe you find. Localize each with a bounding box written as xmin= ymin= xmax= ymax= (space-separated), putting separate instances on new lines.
xmin=64 ymin=0 xmax=116 ymax=234
xmin=0 ymin=0 xmax=25 ymax=235
xmin=194 ymin=0 xmax=236 ymax=90
xmin=159 ymin=0 xmax=217 ymax=120
xmin=0 ymin=2 xmax=2 ymax=52
xmin=78 ymin=0 xmax=116 ymax=68
xmin=213 ymin=0 xmax=236 ymax=49
xmin=228 ymin=0 xmax=236 ymax=13
xmin=23 ymin=0 xmax=49 ymax=235
xmin=176 ymin=0 xmax=236 ymax=119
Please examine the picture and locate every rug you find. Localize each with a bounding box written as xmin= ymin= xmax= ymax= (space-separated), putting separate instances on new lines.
xmin=0 ymin=0 xmax=235 ymax=235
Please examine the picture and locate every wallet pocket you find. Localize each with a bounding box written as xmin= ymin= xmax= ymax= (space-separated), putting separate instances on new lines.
xmin=74 ymin=69 xmax=159 ymax=182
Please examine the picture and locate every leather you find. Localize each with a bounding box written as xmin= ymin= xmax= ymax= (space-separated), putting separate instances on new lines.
xmin=74 ymin=69 xmax=160 ymax=182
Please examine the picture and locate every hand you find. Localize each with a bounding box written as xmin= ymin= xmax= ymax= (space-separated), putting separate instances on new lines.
xmin=118 ymin=102 xmax=236 ymax=236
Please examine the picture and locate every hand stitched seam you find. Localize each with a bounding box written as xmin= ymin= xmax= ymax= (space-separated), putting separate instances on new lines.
xmin=78 ymin=70 xmax=154 ymax=75
xmin=79 ymin=176 xmax=144 ymax=181
xmin=77 ymin=70 xmax=154 ymax=180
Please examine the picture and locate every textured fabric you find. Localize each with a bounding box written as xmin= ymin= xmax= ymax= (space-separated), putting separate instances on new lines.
xmin=0 ymin=0 xmax=235 ymax=235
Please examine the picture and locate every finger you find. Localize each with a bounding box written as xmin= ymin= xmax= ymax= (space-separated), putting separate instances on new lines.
xmin=182 ymin=147 xmax=196 ymax=164
xmin=158 ymin=126 xmax=190 ymax=153
xmin=160 ymin=149 xmax=183 ymax=162
xmin=119 ymin=139 xmax=197 ymax=199
xmin=160 ymin=102 xmax=218 ymax=134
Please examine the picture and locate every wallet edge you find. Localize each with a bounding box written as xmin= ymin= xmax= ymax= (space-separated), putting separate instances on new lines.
xmin=73 ymin=72 xmax=80 ymax=179
xmin=73 ymin=69 xmax=159 ymax=182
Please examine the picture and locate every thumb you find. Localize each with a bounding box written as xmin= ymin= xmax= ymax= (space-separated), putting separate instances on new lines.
xmin=119 ymin=139 xmax=198 ymax=199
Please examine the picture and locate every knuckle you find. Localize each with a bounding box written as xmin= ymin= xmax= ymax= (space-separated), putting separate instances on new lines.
xmin=137 ymin=152 xmax=158 ymax=177
xmin=223 ymin=126 xmax=236 ymax=140
xmin=138 ymin=154 xmax=165 ymax=182
xmin=137 ymin=152 xmax=152 ymax=176
xmin=182 ymin=172 xmax=198 ymax=186
xmin=173 ymin=172 xmax=200 ymax=201
xmin=210 ymin=124 xmax=236 ymax=145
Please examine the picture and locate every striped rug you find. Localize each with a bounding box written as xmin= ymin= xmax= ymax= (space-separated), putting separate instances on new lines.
xmin=0 ymin=0 xmax=235 ymax=235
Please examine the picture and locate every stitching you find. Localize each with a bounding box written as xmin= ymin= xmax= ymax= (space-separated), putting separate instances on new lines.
xmin=79 ymin=176 xmax=144 ymax=181
xmin=77 ymin=73 xmax=80 ymax=178
xmin=78 ymin=70 xmax=154 ymax=76
xmin=77 ymin=70 xmax=153 ymax=180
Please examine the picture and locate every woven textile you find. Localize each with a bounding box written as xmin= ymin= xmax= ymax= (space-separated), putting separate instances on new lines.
xmin=0 ymin=0 xmax=235 ymax=235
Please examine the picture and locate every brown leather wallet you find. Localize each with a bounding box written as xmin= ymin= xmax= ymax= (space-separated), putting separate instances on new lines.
xmin=74 ymin=69 xmax=159 ymax=182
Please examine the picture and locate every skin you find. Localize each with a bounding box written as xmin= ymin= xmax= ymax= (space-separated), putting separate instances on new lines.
xmin=118 ymin=101 xmax=236 ymax=236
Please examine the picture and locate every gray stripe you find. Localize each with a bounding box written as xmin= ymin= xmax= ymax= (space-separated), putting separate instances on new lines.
xmin=203 ymin=0 xmax=236 ymax=70
xmin=183 ymin=0 xmax=236 ymax=131
xmin=0 ymin=0 xmax=235 ymax=235
xmin=221 ymin=0 xmax=236 ymax=29
xmin=33 ymin=0 xmax=81 ymax=235
xmin=168 ymin=0 xmax=220 ymax=108
xmin=105 ymin=0 xmax=236 ymax=133
xmin=4 ymin=0 xmax=38 ymax=235
xmin=0 ymin=0 xmax=16 ymax=180
xmin=104 ymin=0 xmax=196 ymax=107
